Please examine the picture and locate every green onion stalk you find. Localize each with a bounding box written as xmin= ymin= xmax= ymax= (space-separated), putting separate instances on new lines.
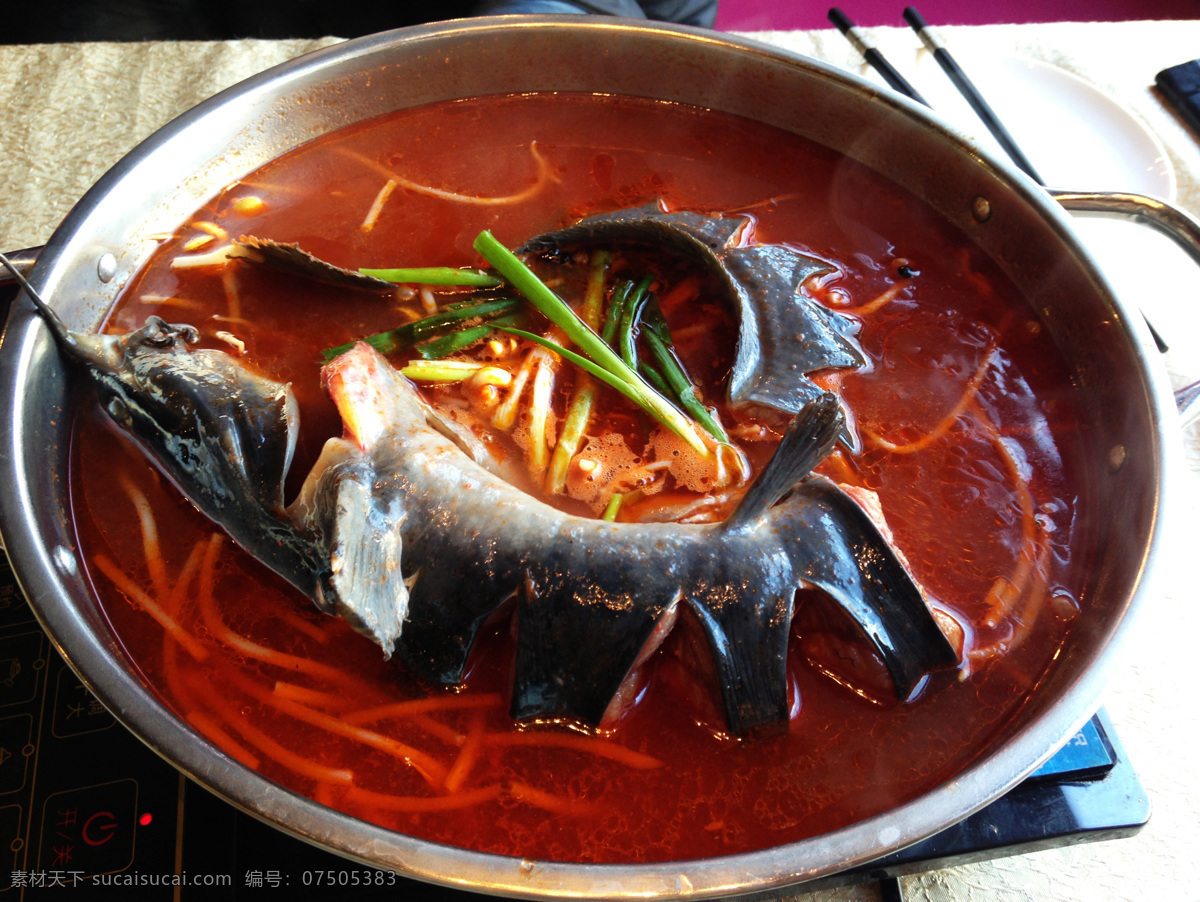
xmin=639 ymin=297 xmax=729 ymax=444
xmin=399 ymin=359 xmax=487 ymax=382
xmin=546 ymin=250 xmax=612 ymax=494
xmin=415 ymin=313 xmax=521 ymax=360
xmin=617 ymin=275 xmax=655 ymax=372
xmin=359 ymin=266 xmax=502 ymax=287
xmin=474 ymin=231 xmax=708 ymax=457
xmin=323 ymin=298 xmax=519 ymax=361
xmin=601 ymin=492 xmax=624 ymax=522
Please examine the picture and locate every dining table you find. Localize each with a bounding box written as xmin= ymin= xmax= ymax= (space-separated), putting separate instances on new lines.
xmin=1 ymin=16 xmax=1198 ymax=902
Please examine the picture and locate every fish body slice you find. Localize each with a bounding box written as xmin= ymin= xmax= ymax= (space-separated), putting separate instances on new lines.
xmin=308 ymin=343 xmax=957 ymax=733
xmin=519 ymin=204 xmax=866 ymax=415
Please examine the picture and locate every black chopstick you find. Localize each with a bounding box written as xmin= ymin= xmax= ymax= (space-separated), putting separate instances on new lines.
xmin=828 ymin=8 xmax=929 ymax=106
xmin=903 ymin=6 xmax=1045 ymax=184
xmin=829 ymin=7 xmax=1169 ymax=353
xmin=902 ymin=7 xmax=1167 ymax=351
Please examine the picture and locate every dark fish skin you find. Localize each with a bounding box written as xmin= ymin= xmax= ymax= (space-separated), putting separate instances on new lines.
xmin=32 ymin=309 xmax=331 ymax=604
xmin=518 ymin=203 xmax=867 ymax=416
xmin=309 ymin=344 xmax=959 ymax=734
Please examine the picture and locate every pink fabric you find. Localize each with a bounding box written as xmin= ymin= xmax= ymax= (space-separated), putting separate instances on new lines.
xmin=715 ymin=0 xmax=1200 ymax=33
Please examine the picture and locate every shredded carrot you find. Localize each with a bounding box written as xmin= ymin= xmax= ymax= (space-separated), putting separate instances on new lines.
xmin=725 ymin=192 xmax=804 ymax=214
xmin=863 ymin=344 xmax=997 ymax=454
xmin=360 ymin=179 xmax=397 ymax=232
xmin=819 ymin=447 xmax=861 ymax=487
xmin=838 ymin=281 xmax=906 ymax=316
xmin=208 ymin=315 xmax=255 ymax=333
xmin=656 ymin=275 xmax=702 ymax=314
xmin=186 ymin=710 xmax=262 ymax=770
xmin=483 ymin=732 xmax=662 ymax=770
xmin=960 ymin=398 xmax=1051 ymax=667
xmin=274 ymin=609 xmax=331 ymax=644
xmin=444 ymin=712 xmax=487 ymax=793
xmin=188 ymin=678 xmax=355 ymax=786
xmin=92 ymin=554 xmax=209 ymax=662
xmin=344 ymin=783 xmax=503 ymax=813
xmin=411 ymin=713 xmax=465 ymax=746
xmin=159 ymin=539 xmax=209 ymax=712
xmin=194 ymin=534 xmax=384 ymax=699
xmin=976 ymin=400 xmax=1038 ymax=581
xmin=957 ymin=248 xmax=995 ymax=298
xmin=311 ymin=782 xmax=339 ymax=808
xmin=340 ymin=141 xmax=555 ymax=207
xmin=271 ymin=681 xmax=356 ymax=712
xmin=967 ymin=539 xmax=1051 ymax=671
xmin=137 ymin=295 xmax=205 ymax=309
xmin=228 ymin=673 xmax=448 ymax=787
xmin=120 ymin=475 xmax=170 ymax=602
xmin=343 ymin=692 xmax=503 ymax=726
xmin=222 ymin=262 xmax=242 ymax=320
xmin=507 ymin=781 xmax=603 ymax=817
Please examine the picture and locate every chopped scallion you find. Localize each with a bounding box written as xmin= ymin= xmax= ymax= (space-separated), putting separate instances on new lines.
xmin=474 ymin=230 xmax=707 ymax=456
xmin=323 ymin=297 xmax=519 ymax=361
xmin=359 ymin=266 xmax=502 ymax=287
xmin=414 ymin=313 xmax=520 ymax=359
xmin=640 ymin=297 xmax=729 ymax=444
xmin=399 ymin=359 xmax=487 ymax=382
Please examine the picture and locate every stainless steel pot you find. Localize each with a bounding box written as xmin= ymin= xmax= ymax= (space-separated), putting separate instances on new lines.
xmin=0 ymin=17 xmax=1182 ymax=898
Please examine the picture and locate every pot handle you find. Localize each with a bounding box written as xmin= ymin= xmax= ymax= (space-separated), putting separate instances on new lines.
xmin=1050 ymin=189 xmax=1200 ymax=428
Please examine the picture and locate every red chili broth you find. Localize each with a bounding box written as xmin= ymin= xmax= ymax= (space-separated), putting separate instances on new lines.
xmin=69 ymin=92 xmax=1092 ymax=863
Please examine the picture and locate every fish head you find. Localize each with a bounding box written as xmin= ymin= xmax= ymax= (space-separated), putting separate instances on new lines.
xmin=75 ymin=316 xmax=299 ymax=520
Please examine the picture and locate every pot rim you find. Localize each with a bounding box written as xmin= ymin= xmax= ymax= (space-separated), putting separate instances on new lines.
xmin=0 ymin=16 xmax=1175 ymax=898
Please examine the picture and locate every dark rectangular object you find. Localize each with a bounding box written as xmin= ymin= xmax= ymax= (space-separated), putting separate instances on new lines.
xmin=1157 ymin=58 xmax=1200 ymax=136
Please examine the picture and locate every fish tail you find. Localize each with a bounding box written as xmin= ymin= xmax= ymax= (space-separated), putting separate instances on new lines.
xmin=723 ymin=392 xmax=844 ymax=531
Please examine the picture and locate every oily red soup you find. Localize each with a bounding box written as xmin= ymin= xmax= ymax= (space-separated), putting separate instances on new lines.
xmin=70 ymin=92 xmax=1090 ymax=863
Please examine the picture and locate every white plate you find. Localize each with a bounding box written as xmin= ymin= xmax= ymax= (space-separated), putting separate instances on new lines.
xmin=909 ymin=53 xmax=1175 ymax=199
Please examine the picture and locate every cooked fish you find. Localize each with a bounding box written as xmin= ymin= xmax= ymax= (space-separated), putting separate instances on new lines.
xmin=297 ymin=343 xmax=957 ymax=733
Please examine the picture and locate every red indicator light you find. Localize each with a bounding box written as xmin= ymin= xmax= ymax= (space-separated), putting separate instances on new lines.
xmin=139 ymin=813 xmax=153 ymax=827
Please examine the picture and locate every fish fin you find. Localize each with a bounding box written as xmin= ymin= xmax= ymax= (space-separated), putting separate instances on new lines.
xmin=233 ymin=236 xmax=396 ymax=291
xmin=396 ymin=552 xmax=521 ymax=685
xmin=517 ymin=202 xmax=749 ymax=257
xmin=307 ymin=450 xmax=406 ymax=655
xmin=723 ymin=392 xmax=844 ymax=530
xmin=511 ymin=566 xmax=672 ymax=726
xmin=686 ymin=594 xmax=794 ymax=732
xmin=725 ymin=245 xmax=864 ymax=413
xmin=515 ymin=205 xmax=864 ymax=419
xmin=775 ymin=478 xmax=959 ymax=697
